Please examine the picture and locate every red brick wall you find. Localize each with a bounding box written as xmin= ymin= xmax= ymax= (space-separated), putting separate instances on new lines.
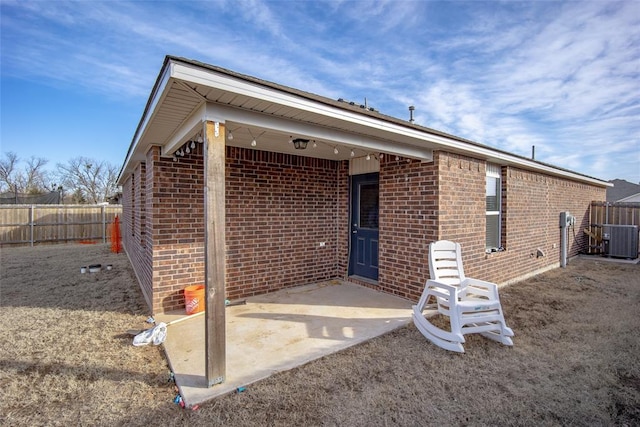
xmin=121 ymin=175 xmax=132 ymax=254
xmin=336 ymin=161 xmax=350 ymax=276
xmin=226 ymin=147 xmax=341 ymax=299
xmin=436 ymin=152 xmax=486 ymax=257
xmin=122 ymin=143 xmax=606 ymax=314
xmin=148 ymin=145 xmax=206 ymax=313
xmin=478 ymin=166 xmax=605 ymax=284
xmin=377 ymin=156 xmax=438 ymax=300
xmin=122 ymin=161 xmax=154 ymax=310
xmin=125 ymin=145 xmax=345 ymax=313
xmin=434 ymin=151 xmax=606 ymax=290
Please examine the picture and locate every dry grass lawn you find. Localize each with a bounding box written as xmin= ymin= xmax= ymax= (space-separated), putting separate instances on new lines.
xmin=1 ymin=243 xmax=639 ymax=426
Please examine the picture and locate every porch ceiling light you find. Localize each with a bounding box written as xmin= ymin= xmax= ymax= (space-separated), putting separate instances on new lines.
xmin=292 ymin=138 xmax=309 ymax=150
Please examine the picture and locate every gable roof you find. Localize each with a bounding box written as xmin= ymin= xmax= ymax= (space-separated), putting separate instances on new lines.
xmin=617 ymin=192 xmax=640 ymax=203
xmin=607 ymin=179 xmax=640 ymax=202
xmin=119 ymin=55 xmax=611 ymax=188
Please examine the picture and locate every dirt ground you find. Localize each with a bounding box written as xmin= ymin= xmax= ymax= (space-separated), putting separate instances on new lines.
xmin=1 ymin=244 xmax=639 ymax=426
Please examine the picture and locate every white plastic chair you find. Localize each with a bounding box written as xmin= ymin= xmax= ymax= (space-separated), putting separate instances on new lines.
xmin=412 ymin=240 xmax=514 ymax=352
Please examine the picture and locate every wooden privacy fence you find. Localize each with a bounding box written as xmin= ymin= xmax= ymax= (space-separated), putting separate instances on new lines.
xmin=0 ymin=205 xmax=122 ymax=246
xmin=590 ymin=201 xmax=640 ymax=226
xmin=585 ymin=201 xmax=640 ymax=255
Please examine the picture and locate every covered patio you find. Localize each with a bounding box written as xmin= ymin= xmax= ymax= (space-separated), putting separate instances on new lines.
xmin=156 ymin=280 xmax=415 ymax=406
xmin=119 ymin=56 xmax=609 ymax=403
xmin=119 ymin=56 xmax=439 ymax=391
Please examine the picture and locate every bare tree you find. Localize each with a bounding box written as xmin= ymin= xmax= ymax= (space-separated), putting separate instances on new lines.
xmin=24 ymin=156 xmax=50 ymax=194
xmin=56 ymin=157 xmax=118 ymax=204
xmin=0 ymin=152 xmax=50 ymax=194
xmin=0 ymin=152 xmax=19 ymax=192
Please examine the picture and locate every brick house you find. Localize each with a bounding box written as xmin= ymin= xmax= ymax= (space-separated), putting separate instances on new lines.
xmin=118 ymin=56 xmax=607 ymax=361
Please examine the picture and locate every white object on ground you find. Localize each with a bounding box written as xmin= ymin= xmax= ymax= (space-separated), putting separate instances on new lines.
xmin=132 ymin=308 xmax=207 ymax=347
xmin=133 ymin=322 xmax=167 ymax=346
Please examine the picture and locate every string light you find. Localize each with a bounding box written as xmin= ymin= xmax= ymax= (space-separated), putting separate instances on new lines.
xmin=247 ymin=129 xmax=264 ymax=148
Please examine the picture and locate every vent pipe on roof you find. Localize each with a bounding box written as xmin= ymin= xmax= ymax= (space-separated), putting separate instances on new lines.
xmin=532 ymin=145 xmax=536 ymax=160
xmin=409 ymin=105 xmax=415 ymax=123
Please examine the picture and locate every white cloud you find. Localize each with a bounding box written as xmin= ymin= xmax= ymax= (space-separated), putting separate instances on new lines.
xmin=1 ymin=0 xmax=638 ymax=182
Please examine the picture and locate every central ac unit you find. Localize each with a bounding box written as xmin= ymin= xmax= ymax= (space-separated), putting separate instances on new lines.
xmin=602 ymin=225 xmax=639 ymax=259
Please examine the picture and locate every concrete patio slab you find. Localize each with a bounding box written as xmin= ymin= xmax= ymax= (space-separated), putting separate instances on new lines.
xmin=156 ymin=280 xmax=413 ymax=406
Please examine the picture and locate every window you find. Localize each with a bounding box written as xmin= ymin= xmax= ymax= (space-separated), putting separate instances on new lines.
xmin=486 ymin=164 xmax=501 ymax=251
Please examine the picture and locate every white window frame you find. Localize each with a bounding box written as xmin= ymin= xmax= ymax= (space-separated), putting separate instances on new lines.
xmin=486 ymin=164 xmax=502 ymax=252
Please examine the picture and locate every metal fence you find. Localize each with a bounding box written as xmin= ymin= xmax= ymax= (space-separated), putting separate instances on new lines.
xmin=585 ymin=201 xmax=640 ymax=255
xmin=0 ymin=204 xmax=122 ymax=247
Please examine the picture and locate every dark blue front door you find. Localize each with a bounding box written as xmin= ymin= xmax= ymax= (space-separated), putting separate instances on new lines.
xmin=349 ymin=173 xmax=379 ymax=281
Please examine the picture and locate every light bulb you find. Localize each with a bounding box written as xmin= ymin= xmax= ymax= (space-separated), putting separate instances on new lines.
xmin=313 ymin=141 xmax=317 ymax=148
xmin=251 ymin=139 xmax=257 ymax=147
xmin=289 ymin=136 xmax=293 ymax=144
xmin=350 ymin=150 xmax=355 ymax=157
xmin=190 ymin=141 xmax=195 ymax=149
xmin=173 ymin=156 xmax=177 ymax=162
xmin=334 ymin=147 xmax=339 ymax=155
xmin=186 ymin=146 xmax=191 ymax=154
xmin=227 ymin=132 xmax=233 ymax=141
xmin=366 ymin=154 xmax=371 ymax=161
xmin=379 ymin=153 xmax=384 ymax=159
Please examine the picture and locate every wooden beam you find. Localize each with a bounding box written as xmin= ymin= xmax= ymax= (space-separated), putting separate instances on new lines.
xmin=204 ymin=120 xmax=226 ymax=387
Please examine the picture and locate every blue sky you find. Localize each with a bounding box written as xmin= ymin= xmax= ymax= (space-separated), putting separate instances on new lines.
xmin=1 ymin=0 xmax=639 ymax=184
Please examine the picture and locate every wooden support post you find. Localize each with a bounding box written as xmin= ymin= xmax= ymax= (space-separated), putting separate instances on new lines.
xmin=30 ymin=205 xmax=35 ymax=247
xmin=101 ymin=205 xmax=106 ymax=243
xmin=204 ymin=120 xmax=226 ymax=387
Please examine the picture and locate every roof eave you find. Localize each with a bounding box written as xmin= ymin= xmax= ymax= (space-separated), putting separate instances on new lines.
xmin=118 ymin=56 xmax=612 ymax=189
